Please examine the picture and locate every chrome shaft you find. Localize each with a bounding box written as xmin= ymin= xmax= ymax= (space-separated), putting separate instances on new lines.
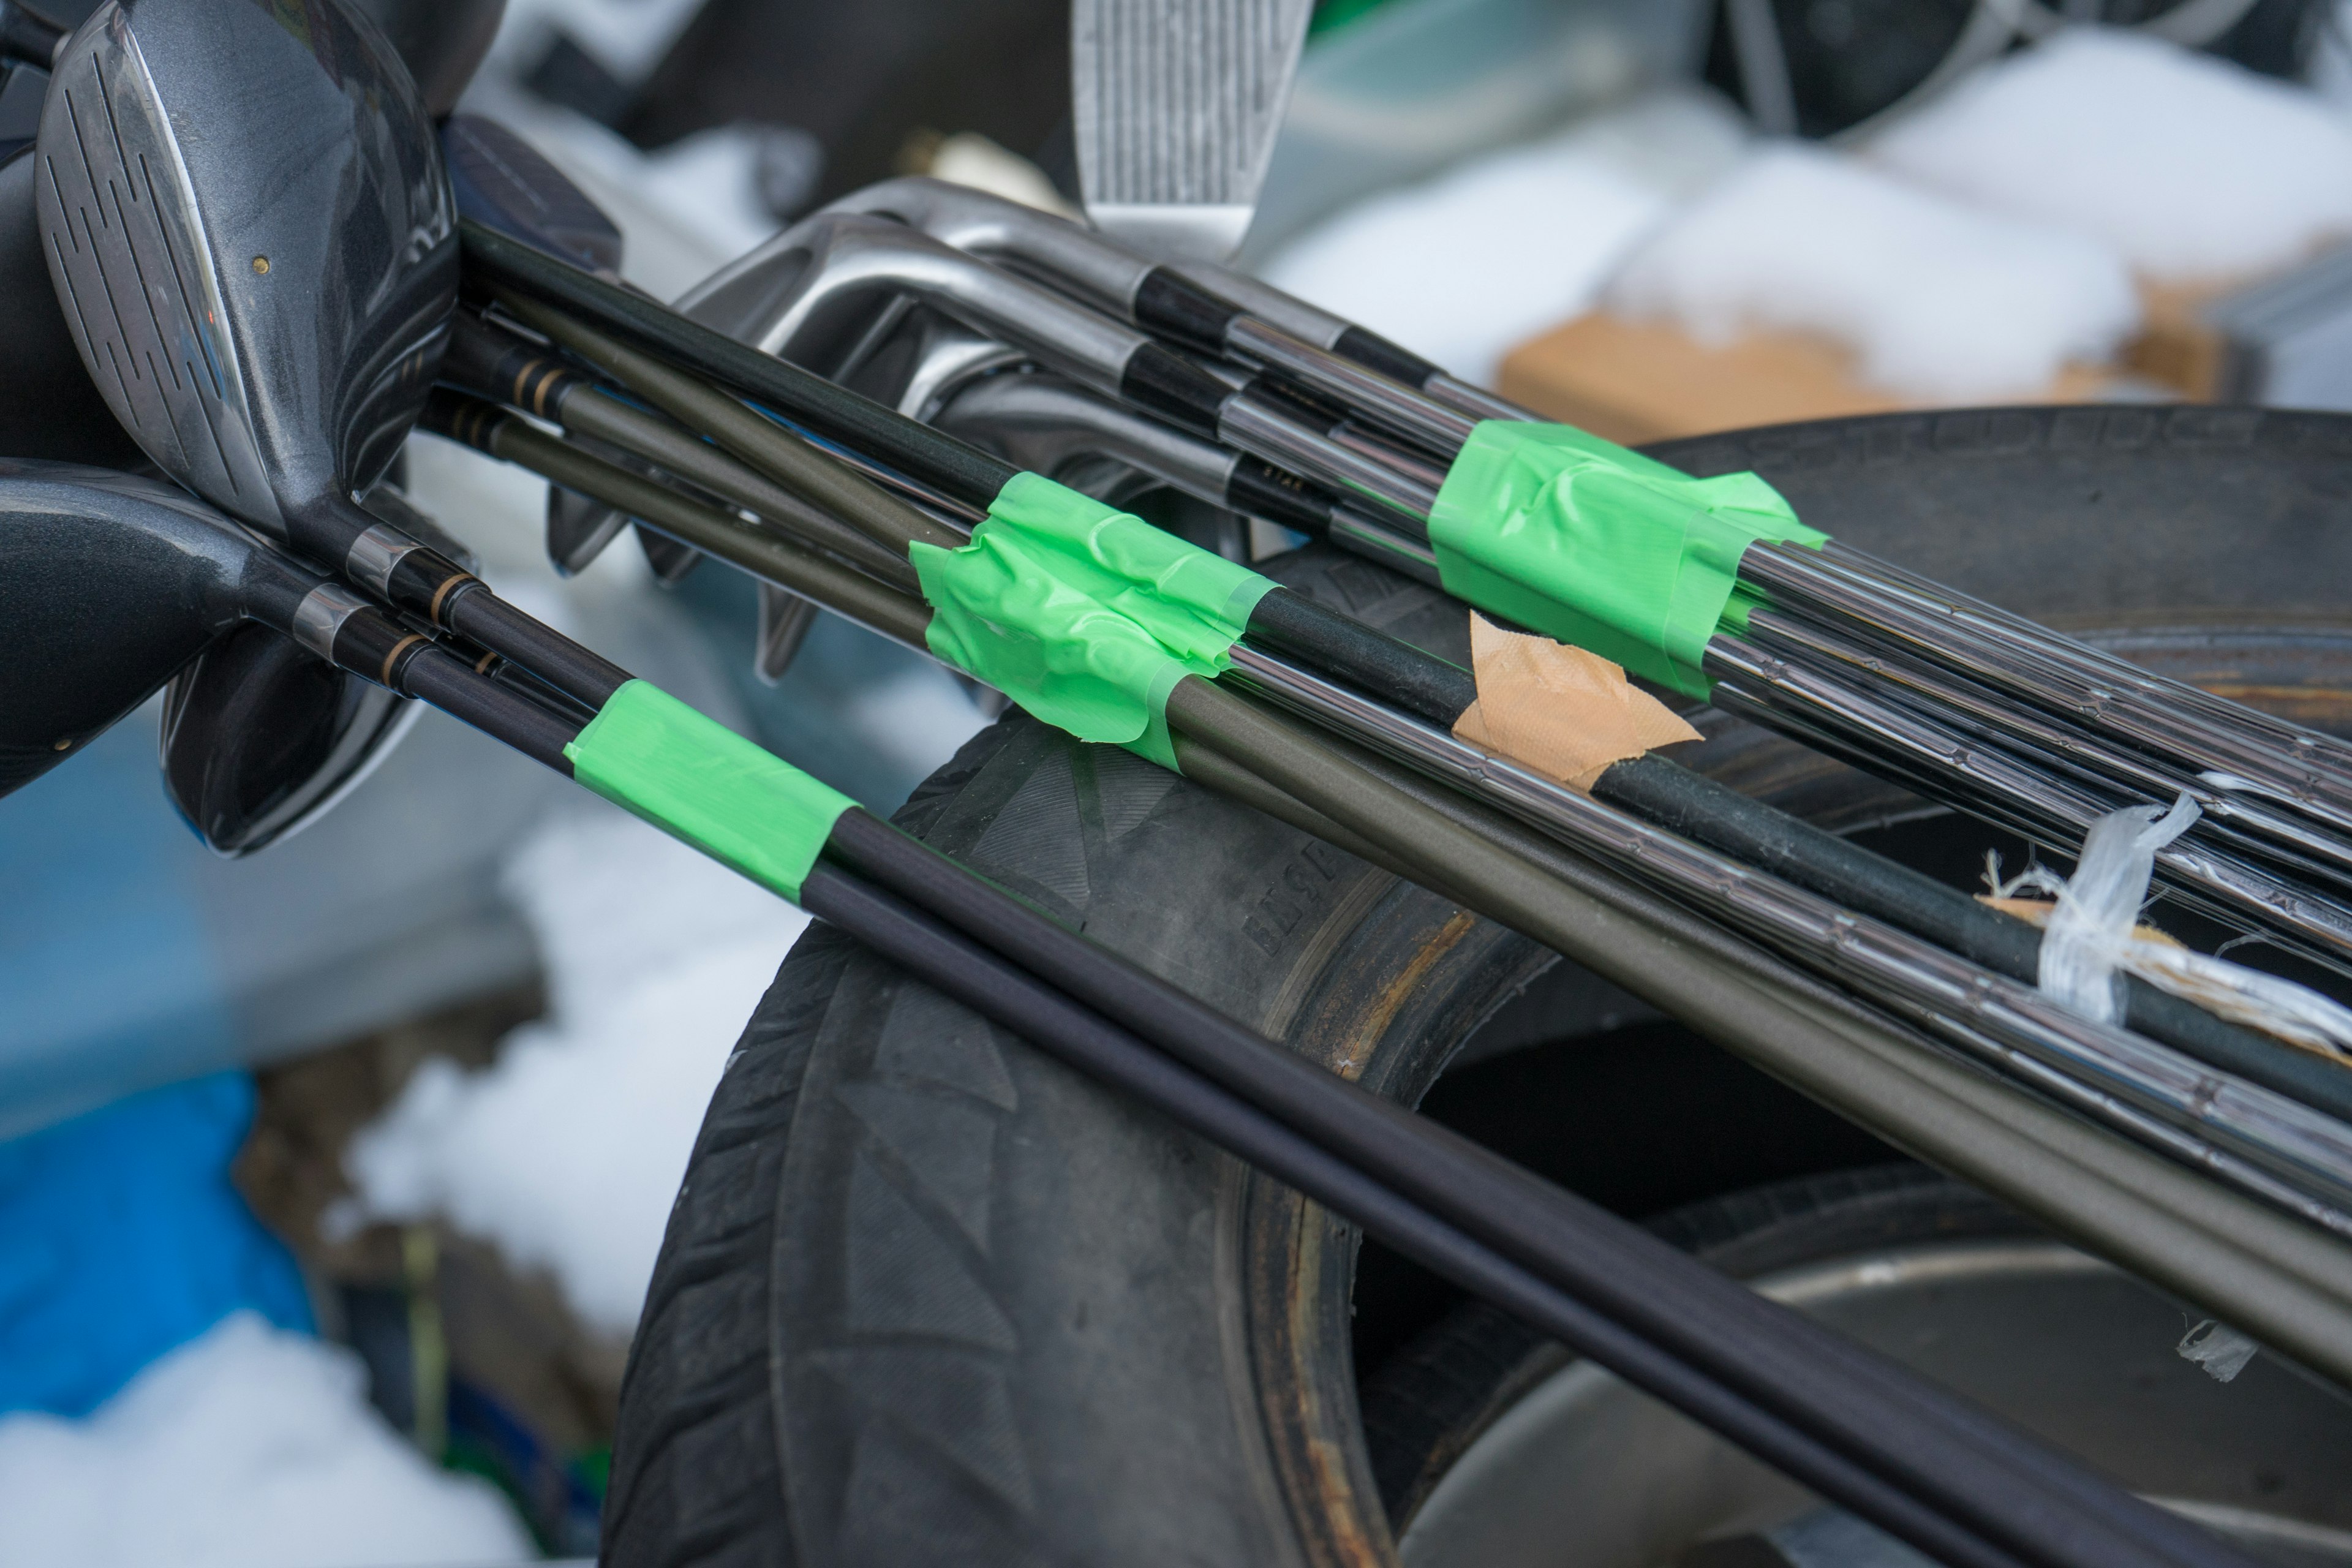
xmin=1221 ymin=641 xmax=2352 ymax=1229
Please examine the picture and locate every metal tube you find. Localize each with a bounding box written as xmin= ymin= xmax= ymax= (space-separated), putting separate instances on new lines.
xmin=1218 ymin=644 xmax=2352 ymax=1221
xmin=1223 ymin=314 xmax=1477 ymax=456
xmin=1746 ymin=606 xmax=2352 ymax=885
xmin=1703 ymin=633 xmax=2352 ymax=974
xmin=1741 ymin=540 xmax=2352 ymax=836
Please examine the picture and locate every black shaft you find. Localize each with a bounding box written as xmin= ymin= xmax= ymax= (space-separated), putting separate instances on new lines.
xmin=818 ymin=808 xmax=2249 ymax=1568
xmin=795 ymin=860 xmax=2037 ymax=1568
xmin=442 ymin=589 xmax=632 ymax=710
xmin=401 ymin=644 xmax=584 ymax=770
xmin=461 ymin=219 xmax=1019 ymax=507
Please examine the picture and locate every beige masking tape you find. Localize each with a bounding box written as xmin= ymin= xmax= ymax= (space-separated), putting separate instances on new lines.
xmin=1452 ymin=613 xmax=1702 ymax=791
xmin=1978 ymin=895 xmax=2182 ymax=949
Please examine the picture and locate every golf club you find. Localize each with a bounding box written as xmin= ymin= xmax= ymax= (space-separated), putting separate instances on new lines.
xmin=33 ymin=0 xmax=626 ymax=708
xmin=1068 ymin=0 xmax=1311 ymax=262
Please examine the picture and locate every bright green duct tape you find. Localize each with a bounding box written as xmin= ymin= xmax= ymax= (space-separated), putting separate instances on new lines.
xmin=564 ymin=680 xmax=854 ymax=903
xmin=913 ymin=472 xmax=1276 ymax=769
xmin=1428 ymin=422 xmax=1826 ymax=698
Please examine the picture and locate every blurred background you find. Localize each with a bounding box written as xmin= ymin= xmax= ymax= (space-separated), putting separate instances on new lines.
xmin=7 ymin=0 xmax=2352 ymax=1559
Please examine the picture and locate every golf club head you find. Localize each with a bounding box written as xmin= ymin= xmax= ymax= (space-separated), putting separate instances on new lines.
xmin=932 ymin=368 xmax=1237 ymax=505
xmin=824 ymin=175 xmax=1155 ymax=314
xmin=444 ymin=113 xmax=624 ymax=277
xmin=678 ymin=212 xmax=1142 ymax=394
xmin=349 ymin=0 xmax=502 ymax=119
xmin=1070 ymin=0 xmax=1312 ymax=262
xmin=157 ymin=615 xmax=416 ymax=854
xmin=847 ymin=305 xmax=1029 ymax=420
xmin=0 ymin=141 xmax=144 ymax=466
xmin=0 ymin=458 xmax=312 ymax=797
xmin=36 ymin=0 xmax=458 ymax=548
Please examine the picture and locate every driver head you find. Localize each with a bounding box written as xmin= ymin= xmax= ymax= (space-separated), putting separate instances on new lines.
xmin=34 ymin=0 xmax=457 ymax=541
xmin=0 ymin=459 xmax=406 ymax=852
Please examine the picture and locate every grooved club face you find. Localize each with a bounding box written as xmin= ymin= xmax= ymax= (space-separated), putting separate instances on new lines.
xmin=34 ymin=0 xmax=457 ymax=539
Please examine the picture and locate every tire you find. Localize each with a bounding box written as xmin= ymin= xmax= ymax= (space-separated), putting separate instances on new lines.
xmin=604 ymin=407 xmax=2352 ymax=1567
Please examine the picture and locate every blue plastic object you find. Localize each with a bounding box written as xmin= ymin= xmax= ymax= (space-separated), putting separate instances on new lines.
xmin=0 ymin=1069 xmax=313 ymax=1417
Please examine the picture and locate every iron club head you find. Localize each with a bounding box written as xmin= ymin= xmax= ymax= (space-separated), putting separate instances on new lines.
xmin=679 ymin=212 xmax=1150 ymax=396
xmin=35 ymin=0 xmax=458 ymax=566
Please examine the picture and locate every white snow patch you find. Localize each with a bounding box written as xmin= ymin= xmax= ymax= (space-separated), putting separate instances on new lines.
xmin=1259 ymin=89 xmax=1749 ymax=386
xmin=0 ymin=1313 xmax=532 ymax=1568
xmin=1602 ymin=143 xmax=2140 ymax=401
xmin=1871 ymin=28 xmax=2352 ymax=282
xmin=345 ymin=807 xmax=812 ymax=1336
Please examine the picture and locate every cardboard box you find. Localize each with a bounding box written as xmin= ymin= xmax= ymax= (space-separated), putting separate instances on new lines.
xmin=1496 ymin=311 xmax=2115 ymax=445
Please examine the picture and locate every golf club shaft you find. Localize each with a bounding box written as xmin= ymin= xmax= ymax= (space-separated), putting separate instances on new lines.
xmin=1207 ymin=654 xmax=2352 ymax=1219
xmin=434 ymin=356 xmax=2351 ymax=1129
xmin=423 ymin=393 xmax=935 ymax=651
xmin=462 ymin=219 xmax=1020 ymax=505
xmin=446 ymin=314 xmax=925 ymax=590
xmin=307 ymin=576 xmax=2212 ymax=1568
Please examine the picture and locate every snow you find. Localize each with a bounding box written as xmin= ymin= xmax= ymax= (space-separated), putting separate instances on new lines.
xmin=343 ymin=806 xmax=812 ymax=1337
xmin=1258 ymin=89 xmax=1749 ymax=386
xmin=1602 ymin=143 xmax=2141 ymax=401
xmin=1870 ymin=28 xmax=2352 ymax=283
xmin=0 ymin=1313 xmax=532 ymax=1568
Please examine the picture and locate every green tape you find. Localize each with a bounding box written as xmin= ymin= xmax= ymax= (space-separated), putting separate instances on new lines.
xmin=1428 ymin=422 xmax=1826 ymax=698
xmin=913 ymin=472 xmax=1276 ymax=769
xmin=564 ymin=680 xmax=854 ymax=903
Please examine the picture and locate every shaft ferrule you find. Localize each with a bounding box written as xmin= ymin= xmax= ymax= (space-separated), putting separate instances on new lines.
xmin=290 ymin=583 xmax=369 ymax=663
xmin=385 ymin=545 xmax=484 ymax=628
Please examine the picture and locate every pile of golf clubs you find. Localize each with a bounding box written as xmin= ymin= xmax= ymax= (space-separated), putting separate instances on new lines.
xmin=2 ymin=4 xmax=2350 ymax=1566
xmin=429 ymin=158 xmax=2352 ymax=1229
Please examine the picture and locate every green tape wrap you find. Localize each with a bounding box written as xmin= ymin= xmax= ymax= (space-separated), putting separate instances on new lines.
xmin=564 ymin=680 xmax=854 ymax=903
xmin=913 ymin=472 xmax=1276 ymax=769
xmin=1428 ymin=422 xmax=1826 ymax=697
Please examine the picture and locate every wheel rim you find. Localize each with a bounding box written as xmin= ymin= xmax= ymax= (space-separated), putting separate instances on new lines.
xmin=1396 ymin=1238 xmax=2352 ymax=1568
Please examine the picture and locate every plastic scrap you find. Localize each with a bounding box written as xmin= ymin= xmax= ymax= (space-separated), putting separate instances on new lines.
xmin=1428 ymin=421 xmax=1825 ymax=698
xmin=914 ymin=472 xmax=1275 ymax=769
xmin=2177 ymin=1317 xmax=2262 ymax=1384
xmin=1451 ymin=613 xmax=1700 ymax=791
xmin=1986 ymin=799 xmax=2352 ymax=1058
xmin=563 ymin=679 xmax=854 ymax=904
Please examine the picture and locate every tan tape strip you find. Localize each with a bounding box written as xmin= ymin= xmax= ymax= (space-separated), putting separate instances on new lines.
xmin=1450 ymin=613 xmax=1701 ymax=791
xmin=1978 ymin=895 xmax=2183 ymax=949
